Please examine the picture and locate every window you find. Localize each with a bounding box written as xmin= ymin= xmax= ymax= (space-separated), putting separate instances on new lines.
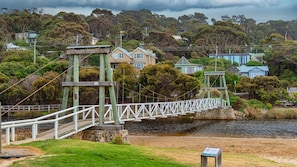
xmin=112 ymin=53 xmax=119 ymax=59
xmin=112 ymin=53 xmax=124 ymax=59
xmin=134 ymin=63 xmax=144 ymax=69
xmin=134 ymin=53 xmax=143 ymax=59
xmin=186 ymin=67 xmax=194 ymax=74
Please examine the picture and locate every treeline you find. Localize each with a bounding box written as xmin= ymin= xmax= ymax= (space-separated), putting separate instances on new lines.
xmin=0 ymin=8 xmax=296 ymax=107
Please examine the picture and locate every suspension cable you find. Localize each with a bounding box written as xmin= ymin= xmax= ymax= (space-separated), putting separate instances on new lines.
xmin=0 ymin=56 xmax=61 ymax=95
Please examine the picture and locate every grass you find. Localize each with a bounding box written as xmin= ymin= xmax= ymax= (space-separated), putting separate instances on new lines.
xmin=10 ymin=139 xmax=189 ymax=167
xmin=8 ymin=139 xmax=296 ymax=167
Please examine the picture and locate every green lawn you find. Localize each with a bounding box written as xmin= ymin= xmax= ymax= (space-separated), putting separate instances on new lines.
xmin=10 ymin=139 xmax=190 ymax=167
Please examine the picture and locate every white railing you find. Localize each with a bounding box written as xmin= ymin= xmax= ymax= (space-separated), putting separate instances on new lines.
xmin=1 ymin=98 xmax=225 ymax=145
xmin=1 ymin=104 xmax=61 ymax=112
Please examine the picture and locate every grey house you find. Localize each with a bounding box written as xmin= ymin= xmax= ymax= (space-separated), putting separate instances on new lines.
xmin=175 ymin=56 xmax=204 ymax=75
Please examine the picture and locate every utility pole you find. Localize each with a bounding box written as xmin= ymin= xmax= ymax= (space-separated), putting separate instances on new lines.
xmin=215 ymin=45 xmax=218 ymax=71
xmin=120 ymin=31 xmax=125 ymax=48
xmin=33 ymin=39 xmax=37 ymax=64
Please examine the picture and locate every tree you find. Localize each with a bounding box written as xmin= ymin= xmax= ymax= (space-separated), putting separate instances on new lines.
xmin=4 ymin=10 xmax=41 ymax=34
xmin=178 ymin=12 xmax=208 ymax=32
xmin=113 ymin=63 xmax=138 ymax=102
xmin=39 ymin=12 xmax=91 ymax=50
xmin=236 ymin=76 xmax=284 ymax=104
xmin=262 ymin=33 xmax=297 ymax=82
xmin=32 ymin=71 xmax=61 ymax=104
xmin=194 ymin=21 xmax=248 ymax=53
xmin=79 ymin=67 xmax=100 ymax=104
xmin=138 ymin=64 xmax=199 ymax=101
xmin=86 ymin=9 xmax=115 ymax=39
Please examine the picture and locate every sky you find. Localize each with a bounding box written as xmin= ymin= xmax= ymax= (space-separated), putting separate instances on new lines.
xmin=1 ymin=0 xmax=297 ymax=23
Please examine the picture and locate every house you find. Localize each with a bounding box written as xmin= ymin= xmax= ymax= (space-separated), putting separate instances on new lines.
xmin=175 ymin=56 xmax=204 ymax=75
xmin=110 ymin=47 xmax=133 ymax=69
xmin=237 ymin=65 xmax=269 ymax=78
xmin=15 ymin=32 xmax=29 ymax=43
xmin=110 ymin=47 xmax=157 ymax=70
xmin=131 ymin=47 xmax=157 ymax=70
xmin=15 ymin=32 xmax=38 ymax=43
xmin=209 ymin=53 xmax=250 ymax=65
xmin=91 ymin=37 xmax=99 ymax=45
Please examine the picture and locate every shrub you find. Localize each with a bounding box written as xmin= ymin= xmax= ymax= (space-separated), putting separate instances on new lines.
xmin=247 ymin=99 xmax=267 ymax=109
xmin=266 ymin=108 xmax=297 ymax=119
xmin=112 ymin=135 xmax=123 ymax=145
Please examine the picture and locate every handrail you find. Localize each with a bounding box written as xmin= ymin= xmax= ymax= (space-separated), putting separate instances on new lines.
xmin=1 ymin=104 xmax=61 ymax=112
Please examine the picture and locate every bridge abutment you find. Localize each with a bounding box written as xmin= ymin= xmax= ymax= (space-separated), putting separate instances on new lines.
xmin=73 ymin=125 xmax=129 ymax=143
xmin=195 ymin=107 xmax=236 ymax=120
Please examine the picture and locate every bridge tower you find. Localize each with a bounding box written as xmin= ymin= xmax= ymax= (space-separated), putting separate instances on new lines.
xmin=202 ymin=71 xmax=230 ymax=107
xmin=61 ymin=45 xmax=119 ymax=125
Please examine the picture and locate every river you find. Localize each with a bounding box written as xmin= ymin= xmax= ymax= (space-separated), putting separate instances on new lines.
xmin=124 ymin=118 xmax=297 ymax=138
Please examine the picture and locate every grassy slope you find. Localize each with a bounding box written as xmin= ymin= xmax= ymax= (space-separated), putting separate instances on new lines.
xmin=9 ymin=139 xmax=295 ymax=167
xmin=10 ymin=139 xmax=188 ymax=167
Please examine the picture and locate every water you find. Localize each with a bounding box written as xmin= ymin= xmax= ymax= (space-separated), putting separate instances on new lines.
xmin=124 ymin=118 xmax=297 ymax=138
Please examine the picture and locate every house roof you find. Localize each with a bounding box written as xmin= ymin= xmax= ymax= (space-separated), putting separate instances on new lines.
xmin=175 ymin=56 xmax=203 ymax=67
xmin=237 ymin=65 xmax=269 ymax=72
xmin=133 ymin=47 xmax=157 ymax=59
xmin=113 ymin=47 xmax=132 ymax=58
xmin=176 ymin=56 xmax=190 ymax=64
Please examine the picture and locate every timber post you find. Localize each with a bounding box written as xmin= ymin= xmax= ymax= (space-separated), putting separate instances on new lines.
xmin=62 ymin=45 xmax=119 ymax=125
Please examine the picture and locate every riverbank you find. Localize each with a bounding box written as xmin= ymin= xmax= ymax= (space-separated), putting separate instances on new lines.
xmin=128 ymin=135 xmax=297 ymax=166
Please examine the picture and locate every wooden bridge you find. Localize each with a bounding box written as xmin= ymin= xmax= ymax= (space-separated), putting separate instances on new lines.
xmin=1 ymin=98 xmax=226 ymax=145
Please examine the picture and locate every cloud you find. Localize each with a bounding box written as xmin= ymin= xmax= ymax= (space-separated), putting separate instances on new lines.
xmin=1 ymin=0 xmax=296 ymax=23
xmin=0 ymin=0 xmax=285 ymax=12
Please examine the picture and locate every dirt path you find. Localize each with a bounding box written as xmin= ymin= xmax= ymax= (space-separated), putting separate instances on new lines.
xmin=128 ymin=135 xmax=297 ymax=166
xmin=0 ymin=146 xmax=43 ymax=167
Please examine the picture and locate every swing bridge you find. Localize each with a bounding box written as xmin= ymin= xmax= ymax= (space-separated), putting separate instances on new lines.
xmin=0 ymin=45 xmax=230 ymax=145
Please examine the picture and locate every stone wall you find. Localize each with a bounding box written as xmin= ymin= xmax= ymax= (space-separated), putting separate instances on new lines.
xmin=71 ymin=125 xmax=129 ymax=144
xmin=195 ymin=107 xmax=236 ymax=120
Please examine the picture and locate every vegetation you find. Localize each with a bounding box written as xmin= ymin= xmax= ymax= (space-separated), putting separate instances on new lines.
xmin=11 ymin=139 xmax=189 ymax=167
xmin=0 ymin=8 xmax=296 ymax=114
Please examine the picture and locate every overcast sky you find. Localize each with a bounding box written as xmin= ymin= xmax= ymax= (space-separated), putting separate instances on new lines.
xmin=1 ymin=0 xmax=297 ymax=23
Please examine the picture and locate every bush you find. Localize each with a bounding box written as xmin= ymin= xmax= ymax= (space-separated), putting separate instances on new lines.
xmin=230 ymin=95 xmax=248 ymax=112
xmin=247 ymin=99 xmax=267 ymax=109
xmin=266 ymin=108 xmax=297 ymax=119
xmin=112 ymin=135 xmax=123 ymax=145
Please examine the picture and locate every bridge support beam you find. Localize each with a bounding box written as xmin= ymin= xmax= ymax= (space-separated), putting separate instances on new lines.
xmin=202 ymin=71 xmax=230 ymax=107
xmin=62 ymin=45 xmax=119 ymax=125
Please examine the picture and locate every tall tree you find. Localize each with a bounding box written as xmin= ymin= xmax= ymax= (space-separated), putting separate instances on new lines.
xmin=86 ymin=9 xmax=115 ymax=40
xmin=194 ymin=21 xmax=248 ymax=53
